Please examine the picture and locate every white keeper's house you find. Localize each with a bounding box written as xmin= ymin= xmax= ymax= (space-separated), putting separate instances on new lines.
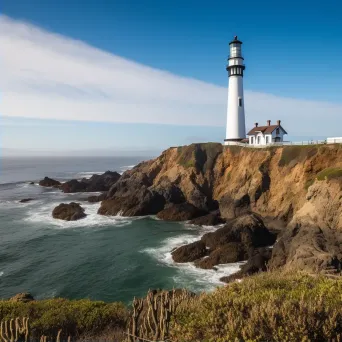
xmin=247 ymin=120 xmax=287 ymax=145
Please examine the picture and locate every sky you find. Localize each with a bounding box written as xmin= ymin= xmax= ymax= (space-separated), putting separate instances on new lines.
xmin=1 ymin=0 xmax=342 ymax=155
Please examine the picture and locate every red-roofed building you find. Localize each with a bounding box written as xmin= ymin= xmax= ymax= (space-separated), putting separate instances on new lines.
xmin=247 ymin=120 xmax=287 ymax=145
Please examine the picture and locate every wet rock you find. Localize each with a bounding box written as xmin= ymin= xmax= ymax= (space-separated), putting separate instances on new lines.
xmin=220 ymin=247 xmax=272 ymax=283
xmin=39 ymin=177 xmax=61 ymax=187
xmin=10 ymin=292 xmax=35 ymax=303
xmin=52 ymin=202 xmax=86 ymax=221
xmin=171 ymin=241 xmax=208 ymax=263
xmin=194 ymin=243 xmax=247 ymax=269
xmin=156 ymin=202 xmax=207 ymax=222
xmin=29 ymin=182 xmax=35 ymax=185
xmin=201 ymin=213 xmax=276 ymax=250
xmin=19 ymin=198 xmax=34 ymax=203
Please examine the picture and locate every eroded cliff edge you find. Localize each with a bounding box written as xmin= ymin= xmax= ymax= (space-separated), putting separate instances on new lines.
xmin=99 ymin=143 xmax=342 ymax=275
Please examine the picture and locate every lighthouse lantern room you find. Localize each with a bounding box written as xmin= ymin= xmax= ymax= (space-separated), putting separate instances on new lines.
xmin=224 ymin=36 xmax=246 ymax=145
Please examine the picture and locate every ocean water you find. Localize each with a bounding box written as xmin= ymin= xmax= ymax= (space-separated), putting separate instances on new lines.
xmin=0 ymin=156 xmax=242 ymax=303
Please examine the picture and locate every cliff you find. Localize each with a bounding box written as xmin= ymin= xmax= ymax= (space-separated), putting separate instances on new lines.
xmin=99 ymin=143 xmax=342 ymax=275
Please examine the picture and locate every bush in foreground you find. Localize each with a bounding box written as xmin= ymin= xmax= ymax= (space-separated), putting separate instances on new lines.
xmin=170 ymin=271 xmax=342 ymax=342
xmin=0 ymin=298 xmax=128 ymax=341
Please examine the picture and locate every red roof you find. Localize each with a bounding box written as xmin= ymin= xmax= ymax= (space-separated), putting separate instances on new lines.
xmin=247 ymin=125 xmax=287 ymax=136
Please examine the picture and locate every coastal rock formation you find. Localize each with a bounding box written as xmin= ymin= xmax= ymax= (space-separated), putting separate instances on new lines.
xmin=172 ymin=241 xmax=207 ymax=263
xmin=39 ymin=177 xmax=61 ymax=187
xmin=220 ymin=247 xmax=272 ymax=282
xmin=52 ymin=202 xmax=86 ymax=221
xmin=172 ymin=214 xmax=276 ymax=268
xmin=156 ymin=203 xmax=207 ymax=221
xmin=61 ymin=171 xmax=121 ymax=193
xmin=96 ymin=142 xmax=342 ymax=275
xmin=10 ymin=292 xmax=35 ymax=303
xmin=98 ymin=189 xmax=165 ymax=216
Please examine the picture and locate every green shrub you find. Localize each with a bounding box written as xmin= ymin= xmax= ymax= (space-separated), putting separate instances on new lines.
xmin=316 ymin=167 xmax=342 ymax=181
xmin=170 ymin=272 xmax=342 ymax=342
xmin=0 ymin=298 xmax=128 ymax=341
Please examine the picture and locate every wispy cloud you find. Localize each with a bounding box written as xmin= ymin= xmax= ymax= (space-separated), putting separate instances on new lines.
xmin=0 ymin=15 xmax=341 ymax=136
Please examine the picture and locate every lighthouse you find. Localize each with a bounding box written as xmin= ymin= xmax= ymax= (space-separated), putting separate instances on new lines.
xmin=224 ymin=36 xmax=246 ymax=145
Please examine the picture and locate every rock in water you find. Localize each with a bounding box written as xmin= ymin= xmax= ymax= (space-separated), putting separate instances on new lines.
xmin=60 ymin=171 xmax=121 ymax=193
xmin=10 ymin=292 xmax=34 ymax=303
xmin=19 ymin=198 xmax=34 ymax=203
xmin=52 ymin=202 xmax=86 ymax=221
xmin=171 ymin=241 xmax=208 ymax=263
xmin=156 ymin=203 xmax=208 ymax=221
xmin=39 ymin=177 xmax=61 ymax=187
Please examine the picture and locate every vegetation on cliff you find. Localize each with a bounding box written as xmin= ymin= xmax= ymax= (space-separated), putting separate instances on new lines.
xmin=2 ymin=272 xmax=342 ymax=341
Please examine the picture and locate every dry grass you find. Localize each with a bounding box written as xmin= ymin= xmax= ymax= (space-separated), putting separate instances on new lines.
xmin=169 ymin=271 xmax=342 ymax=342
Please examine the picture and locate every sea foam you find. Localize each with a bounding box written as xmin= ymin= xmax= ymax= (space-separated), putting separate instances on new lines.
xmin=143 ymin=223 xmax=245 ymax=292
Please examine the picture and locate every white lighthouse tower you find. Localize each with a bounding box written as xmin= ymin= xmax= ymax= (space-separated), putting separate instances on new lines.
xmin=224 ymin=36 xmax=246 ymax=145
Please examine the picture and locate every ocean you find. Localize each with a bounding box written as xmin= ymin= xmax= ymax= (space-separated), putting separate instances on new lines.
xmin=0 ymin=156 xmax=242 ymax=303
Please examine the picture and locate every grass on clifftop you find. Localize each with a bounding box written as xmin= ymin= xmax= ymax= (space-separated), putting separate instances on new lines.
xmin=170 ymin=271 xmax=342 ymax=342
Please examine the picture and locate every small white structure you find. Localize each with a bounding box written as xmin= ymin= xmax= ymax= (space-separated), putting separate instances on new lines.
xmin=327 ymin=137 xmax=342 ymax=144
xmin=247 ymin=120 xmax=287 ymax=145
xmin=224 ymin=36 xmax=246 ymax=145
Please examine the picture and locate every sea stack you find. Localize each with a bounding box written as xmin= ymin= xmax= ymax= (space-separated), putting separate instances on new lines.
xmin=224 ymin=36 xmax=246 ymax=145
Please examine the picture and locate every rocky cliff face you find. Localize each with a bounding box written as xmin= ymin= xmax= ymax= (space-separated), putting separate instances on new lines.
xmin=99 ymin=143 xmax=342 ymax=275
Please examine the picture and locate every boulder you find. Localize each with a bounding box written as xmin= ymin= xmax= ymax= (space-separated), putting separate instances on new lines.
xmin=171 ymin=241 xmax=208 ymax=263
xmin=189 ymin=212 xmax=225 ymax=226
xmin=201 ymin=213 xmax=276 ymax=250
xmin=52 ymin=202 xmax=87 ymax=221
xmin=29 ymin=182 xmax=35 ymax=185
xmin=220 ymin=247 xmax=272 ymax=283
xmin=194 ymin=243 xmax=247 ymax=269
xmin=60 ymin=179 xmax=88 ymax=193
xmin=10 ymin=292 xmax=34 ymax=303
xmin=188 ymin=188 xmax=218 ymax=211
xmin=39 ymin=177 xmax=61 ymax=187
xmin=98 ymin=189 xmax=165 ymax=216
xmin=156 ymin=203 xmax=208 ymax=221
xmin=19 ymin=198 xmax=34 ymax=203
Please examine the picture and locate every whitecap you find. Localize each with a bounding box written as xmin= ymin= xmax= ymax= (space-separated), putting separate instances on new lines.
xmin=142 ymin=224 xmax=245 ymax=292
xmin=0 ymin=271 xmax=4 ymax=277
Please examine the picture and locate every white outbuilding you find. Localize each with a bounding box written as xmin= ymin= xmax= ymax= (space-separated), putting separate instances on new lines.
xmin=247 ymin=120 xmax=287 ymax=145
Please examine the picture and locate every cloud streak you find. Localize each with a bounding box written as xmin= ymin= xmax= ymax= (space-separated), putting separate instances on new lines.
xmin=0 ymin=15 xmax=341 ymax=136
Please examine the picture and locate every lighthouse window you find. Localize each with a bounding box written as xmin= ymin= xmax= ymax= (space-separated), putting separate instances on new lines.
xmin=238 ymin=98 xmax=242 ymax=107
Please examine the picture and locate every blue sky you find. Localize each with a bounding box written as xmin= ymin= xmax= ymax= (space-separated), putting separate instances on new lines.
xmin=1 ymin=0 xmax=342 ymax=155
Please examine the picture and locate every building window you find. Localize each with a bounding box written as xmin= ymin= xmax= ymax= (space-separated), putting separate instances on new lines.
xmin=251 ymin=137 xmax=254 ymax=144
xmin=266 ymin=136 xmax=269 ymax=144
xmin=276 ymin=128 xmax=280 ymax=135
xmin=238 ymin=98 xmax=242 ymax=107
xmin=257 ymin=136 xmax=260 ymax=144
